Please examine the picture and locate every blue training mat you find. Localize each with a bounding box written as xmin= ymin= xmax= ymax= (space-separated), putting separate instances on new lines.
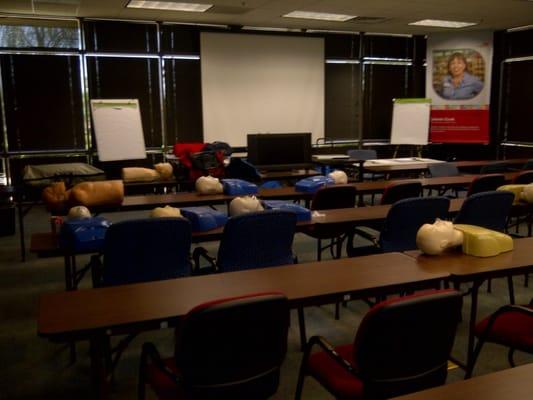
xmin=60 ymin=217 xmax=111 ymax=252
xmin=180 ymin=207 xmax=228 ymax=232
xmin=295 ymin=175 xmax=335 ymax=193
xmin=262 ymin=200 xmax=312 ymax=222
xmin=222 ymin=178 xmax=259 ymax=196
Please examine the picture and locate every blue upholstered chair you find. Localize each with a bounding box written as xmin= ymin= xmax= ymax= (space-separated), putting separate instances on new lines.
xmin=90 ymin=217 xmax=192 ymax=377
xmin=453 ymin=190 xmax=515 ymax=296
xmin=139 ymin=293 xmax=290 ymax=399
xmin=296 ymin=290 xmax=463 ymax=400
xmin=92 ymin=217 xmax=192 ymax=287
xmin=428 ymin=162 xmax=464 ymax=197
xmin=453 ymin=190 xmax=514 ymax=232
xmin=347 ymin=197 xmax=450 ymax=257
xmin=193 ymin=210 xmax=297 ymax=273
xmin=347 ymin=149 xmax=384 ymax=181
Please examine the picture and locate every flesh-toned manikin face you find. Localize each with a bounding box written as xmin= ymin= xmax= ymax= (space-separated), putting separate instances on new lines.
xmin=416 ymin=219 xmax=464 ymax=255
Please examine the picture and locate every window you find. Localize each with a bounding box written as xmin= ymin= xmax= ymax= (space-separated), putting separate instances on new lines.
xmin=0 ymin=18 xmax=79 ymax=49
xmin=1 ymin=54 xmax=85 ymax=151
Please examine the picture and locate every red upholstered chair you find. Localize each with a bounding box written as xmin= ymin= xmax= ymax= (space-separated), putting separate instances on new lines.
xmin=138 ymin=293 xmax=289 ymax=400
xmin=512 ymin=170 xmax=533 ymax=184
xmin=295 ymin=290 xmax=463 ymax=400
xmin=466 ymin=174 xmax=505 ymax=197
xmin=303 ymin=185 xmax=357 ymax=261
xmin=379 ymin=181 xmax=422 ymax=205
xmin=466 ymin=299 xmax=533 ymax=378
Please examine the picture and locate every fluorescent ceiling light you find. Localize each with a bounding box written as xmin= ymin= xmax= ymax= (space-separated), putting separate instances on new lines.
xmin=283 ymin=11 xmax=356 ymax=22
xmin=127 ymin=1 xmax=213 ymax=12
xmin=408 ymin=19 xmax=478 ymax=28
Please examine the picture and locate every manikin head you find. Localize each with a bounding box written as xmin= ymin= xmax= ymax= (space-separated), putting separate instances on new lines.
xmin=229 ymin=196 xmax=264 ymax=216
xmin=195 ymin=176 xmax=223 ymax=194
xmin=328 ymin=170 xmax=348 ymax=185
xmin=67 ymin=205 xmax=91 ymax=220
xmin=416 ymin=219 xmax=464 ymax=255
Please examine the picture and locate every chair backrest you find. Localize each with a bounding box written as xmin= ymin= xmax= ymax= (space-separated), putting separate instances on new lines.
xmin=353 ymin=290 xmax=463 ymax=399
xmin=480 ymin=162 xmax=510 ymax=174
xmin=428 ymin=162 xmax=460 ymax=178
xmin=101 ymin=218 xmax=192 ymax=286
xmin=453 ymin=190 xmax=515 ymax=232
xmin=379 ymin=197 xmax=450 ymax=252
xmin=217 ymin=210 xmax=297 ymax=272
xmin=380 ymin=182 xmax=422 ymax=205
xmin=175 ymin=293 xmax=289 ymax=399
xmin=513 ymin=170 xmax=533 ymax=184
xmin=522 ymin=159 xmax=533 ymax=170
xmin=311 ymin=185 xmax=357 ymax=211
xmin=347 ymin=149 xmax=377 ymax=160
xmin=467 ymin=174 xmax=506 ymax=197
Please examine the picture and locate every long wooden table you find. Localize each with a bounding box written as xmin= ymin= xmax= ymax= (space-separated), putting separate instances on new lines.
xmin=404 ymin=237 xmax=533 ymax=370
xmin=38 ymin=253 xmax=448 ymax=399
xmin=391 ymin=363 xmax=533 ymax=400
xmin=363 ymin=158 xmax=529 ymax=175
xmin=30 ymin=199 xmax=467 ymax=290
xmin=94 ymin=172 xmax=519 ymax=214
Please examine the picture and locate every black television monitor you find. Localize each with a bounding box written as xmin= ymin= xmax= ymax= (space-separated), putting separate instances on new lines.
xmin=247 ymin=133 xmax=313 ymax=171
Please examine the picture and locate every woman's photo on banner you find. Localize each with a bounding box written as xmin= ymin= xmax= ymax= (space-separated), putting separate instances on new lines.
xmin=432 ymin=49 xmax=485 ymax=100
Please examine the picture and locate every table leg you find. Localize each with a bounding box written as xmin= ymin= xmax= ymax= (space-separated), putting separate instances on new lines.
xmin=507 ymin=276 xmax=515 ymax=305
xmin=64 ymin=255 xmax=73 ymax=291
xmin=466 ymin=280 xmax=481 ymax=369
xmin=89 ymin=334 xmax=110 ymax=399
xmin=18 ymin=203 xmax=25 ymax=262
xmin=297 ymin=308 xmax=307 ymax=352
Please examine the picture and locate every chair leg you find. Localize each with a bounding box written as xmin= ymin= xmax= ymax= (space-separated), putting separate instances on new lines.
xmin=138 ymin=345 xmax=147 ymax=400
xmin=295 ymin=342 xmax=312 ymax=400
xmin=335 ymin=302 xmax=340 ymax=320
xmin=316 ymin=239 xmax=322 ymax=261
xmin=465 ymin=337 xmax=486 ymax=379
xmin=508 ymin=348 xmax=516 ymax=368
xmin=487 ymin=279 xmax=492 ymax=293
xmin=525 ymin=273 xmax=529 ymax=288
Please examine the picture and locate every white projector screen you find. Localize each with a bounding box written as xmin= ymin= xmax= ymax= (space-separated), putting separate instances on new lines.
xmin=201 ymin=32 xmax=324 ymax=147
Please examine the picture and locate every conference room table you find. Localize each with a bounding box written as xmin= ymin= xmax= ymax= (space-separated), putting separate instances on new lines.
xmin=390 ymin=363 xmax=533 ymax=400
xmin=91 ymin=171 xmax=520 ymax=214
xmin=30 ymin=199 xmax=466 ymax=290
xmin=404 ymin=236 xmax=533 ymax=370
xmin=363 ymin=158 xmax=529 ymax=176
xmin=37 ymin=252 xmax=449 ymax=399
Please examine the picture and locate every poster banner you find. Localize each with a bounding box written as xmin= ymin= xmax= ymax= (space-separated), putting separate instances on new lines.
xmin=426 ymin=31 xmax=493 ymax=143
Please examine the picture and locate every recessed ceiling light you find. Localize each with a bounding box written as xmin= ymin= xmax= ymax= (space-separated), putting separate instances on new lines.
xmin=408 ymin=19 xmax=478 ymax=28
xmin=127 ymin=1 xmax=213 ymax=12
xmin=283 ymin=11 xmax=356 ymax=22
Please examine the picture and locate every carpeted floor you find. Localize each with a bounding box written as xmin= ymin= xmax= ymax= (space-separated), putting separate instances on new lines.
xmin=0 ymin=204 xmax=531 ymax=399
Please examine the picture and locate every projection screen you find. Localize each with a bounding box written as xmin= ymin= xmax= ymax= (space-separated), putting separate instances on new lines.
xmin=200 ymin=32 xmax=324 ymax=147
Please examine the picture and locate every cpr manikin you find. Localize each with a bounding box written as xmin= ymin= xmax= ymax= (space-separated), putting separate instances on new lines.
xmin=150 ymin=205 xmax=182 ymax=218
xmin=328 ymin=170 xmax=348 ymax=185
xmin=416 ymin=219 xmax=464 ymax=255
xmin=229 ymin=196 xmax=264 ymax=216
xmin=121 ymin=163 xmax=174 ymax=182
xmin=195 ymin=176 xmax=223 ymax=195
xmin=417 ymin=218 xmax=513 ymax=258
xmin=67 ymin=205 xmax=92 ymax=220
